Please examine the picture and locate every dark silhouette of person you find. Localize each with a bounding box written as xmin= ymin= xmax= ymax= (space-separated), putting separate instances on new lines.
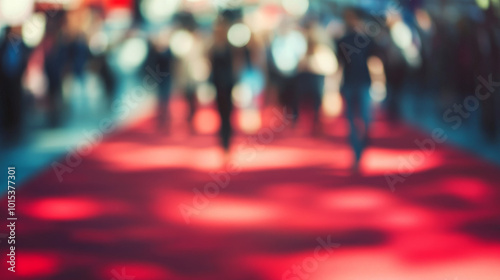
xmin=93 ymin=50 xmax=116 ymax=107
xmin=480 ymin=7 xmax=500 ymax=141
xmin=378 ymin=25 xmax=407 ymax=123
xmin=294 ymin=19 xmax=328 ymax=134
xmin=173 ymin=11 xmax=200 ymax=132
xmin=145 ymin=39 xmax=173 ymax=131
xmin=210 ymin=17 xmax=236 ymax=152
xmin=0 ymin=26 xmax=30 ymax=145
xmin=43 ymin=13 xmax=68 ymax=127
xmin=336 ymin=8 xmax=374 ymax=171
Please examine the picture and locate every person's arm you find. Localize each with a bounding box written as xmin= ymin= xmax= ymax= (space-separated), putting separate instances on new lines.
xmin=335 ymin=38 xmax=346 ymax=67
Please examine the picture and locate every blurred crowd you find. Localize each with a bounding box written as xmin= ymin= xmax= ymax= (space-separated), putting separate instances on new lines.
xmin=1 ymin=0 xmax=500 ymax=167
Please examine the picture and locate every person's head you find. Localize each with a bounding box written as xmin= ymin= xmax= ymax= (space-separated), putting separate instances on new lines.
xmin=343 ymin=8 xmax=361 ymax=30
xmin=173 ymin=11 xmax=197 ymax=32
xmin=4 ymin=25 xmax=21 ymax=36
xmin=213 ymin=16 xmax=229 ymax=45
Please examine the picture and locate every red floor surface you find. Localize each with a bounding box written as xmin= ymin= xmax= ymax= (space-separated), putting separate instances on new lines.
xmin=2 ymin=102 xmax=500 ymax=280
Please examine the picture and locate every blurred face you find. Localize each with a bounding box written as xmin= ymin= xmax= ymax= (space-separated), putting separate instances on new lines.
xmin=214 ymin=20 xmax=228 ymax=44
xmin=344 ymin=10 xmax=359 ymax=30
xmin=10 ymin=25 xmax=22 ymax=35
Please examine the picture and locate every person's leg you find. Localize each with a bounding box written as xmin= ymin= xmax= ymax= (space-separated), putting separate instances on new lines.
xmin=48 ymin=83 xmax=63 ymax=128
xmin=158 ymin=79 xmax=172 ymax=130
xmin=385 ymin=84 xmax=396 ymax=121
xmin=157 ymin=93 xmax=168 ymax=130
xmin=306 ymin=74 xmax=324 ymax=135
xmin=360 ymin=85 xmax=372 ymax=144
xmin=185 ymin=87 xmax=197 ymax=131
xmin=291 ymin=74 xmax=301 ymax=124
xmin=3 ymin=81 xmax=22 ymax=143
xmin=282 ymin=76 xmax=298 ymax=125
xmin=220 ymin=112 xmax=231 ymax=150
xmin=344 ymin=90 xmax=362 ymax=164
xmin=313 ymin=74 xmax=325 ymax=123
xmin=481 ymin=91 xmax=497 ymax=141
xmin=101 ymin=57 xmax=116 ymax=108
xmin=0 ymin=83 xmax=6 ymax=138
xmin=216 ymin=86 xmax=233 ymax=151
xmin=11 ymin=82 xmax=23 ymax=138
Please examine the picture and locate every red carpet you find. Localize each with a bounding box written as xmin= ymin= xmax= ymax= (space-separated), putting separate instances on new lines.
xmin=2 ymin=101 xmax=500 ymax=280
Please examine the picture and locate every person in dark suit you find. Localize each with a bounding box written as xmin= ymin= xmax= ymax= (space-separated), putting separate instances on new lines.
xmin=43 ymin=13 xmax=68 ymax=128
xmin=0 ymin=26 xmax=30 ymax=145
xmin=336 ymin=8 xmax=374 ymax=171
xmin=145 ymin=38 xmax=173 ymax=131
xmin=210 ymin=17 xmax=236 ymax=152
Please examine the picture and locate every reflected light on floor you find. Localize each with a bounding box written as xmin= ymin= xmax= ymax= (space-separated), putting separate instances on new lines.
xmin=193 ymin=107 xmax=220 ymax=134
xmin=318 ymin=188 xmax=394 ymax=211
xmin=238 ymin=108 xmax=262 ymax=134
xmin=369 ymin=121 xmax=406 ymax=139
xmin=24 ymin=198 xmax=101 ymax=220
xmin=196 ymin=198 xmax=280 ymax=226
xmin=381 ymin=207 xmax=434 ymax=230
xmin=361 ymin=148 xmax=444 ymax=175
xmin=101 ymin=263 xmax=172 ymax=280
xmin=234 ymin=145 xmax=352 ymax=170
xmin=322 ymin=91 xmax=343 ymax=118
xmin=441 ymin=177 xmax=492 ymax=201
xmin=95 ymin=145 xmax=222 ymax=171
xmin=17 ymin=252 xmax=60 ymax=277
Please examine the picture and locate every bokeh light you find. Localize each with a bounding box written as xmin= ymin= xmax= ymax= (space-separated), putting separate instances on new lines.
xmin=310 ymin=44 xmax=338 ymax=75
xmin=89 ymin=31 xmax=109 ymax=56
xmin=390 ymin=21 xmax=413 ymax=49
xmin=0 ymin=0 xmax=34 ymax=26
xmin=22 ymin=12 xmax=46 ymax=48
xmin=238 ymin=108 xmax=262 ymax=134
xmin=196 ymin=82 xmax=216 ymax=105
xmin=140 ymin=0 xmax=181 ymax=23
xmin=232 ymin=83 xmax=253 ymax=108
xmin=170 ymin=29 xmax=194 ymax=58
xmin=370 ymin=81 xmax=387 ymax=102
xmin=117 ymin=37 xmax=148 ymax=72
xmin=476 ymin=0 xmax=490 ymax=9
xmin=271 ymin=30 xmax=307 ymax=74
xmin=227 ymin=23 xmax=252 ymax=48
xmin=282 ymin=0 xmax=309 ymax=17
xmin=322 ymin=91 xmax=343 ymax=117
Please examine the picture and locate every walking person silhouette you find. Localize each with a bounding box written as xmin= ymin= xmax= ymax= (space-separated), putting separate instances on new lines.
xmin=210 ymin=16 xmax=237 ymax=154
xmin=336 ymin=8 xmax=374 ymax=171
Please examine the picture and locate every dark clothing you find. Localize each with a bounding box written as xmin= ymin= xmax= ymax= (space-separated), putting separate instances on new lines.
xmin=0 ymin=36 xmax=29 ymax=142
xmin=185 ymin=86 xmax=197 ymax=124
xmin=67 ymin=35 xmax=90 ymax=78
xmin=211 ymin=47 xmax=235 ymax=89
xmin=336 ymin=30 xmax=374 ymax=165
xmin=378 ymin=33 xmax=408 ymax=122
xmin=44 ymin=37 xmax=68 ymax=127
xmin=155 ymin=48 xmax=173 ymax=100
xmin=337 ymin=30 xmax=374 ymax=93
xmin=343 ymin=85 xmax=371 ymax=162
xmin=146 ymin=45 xmax=173 ymax=129
xmin=215 ymin=85 xmax=233 ymax=150
xmin=94 ymin=53 xmax=116 ymax=104
xmin=288 ymin=72 xmax=324 ymax=122
xmin=210 ymin=46 xmax=235 ymax=150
